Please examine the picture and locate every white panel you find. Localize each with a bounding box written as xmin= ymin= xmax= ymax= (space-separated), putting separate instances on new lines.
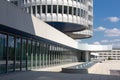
xmin=63 ymin=0 xmax=68 ymax=5
xmin=68 ymin=15 xmax=73 ymax=23
xmin=73 ymin=1 xmax=77 ymax=7
xmin=73 ymin=16 xmax=77 ymax=23
xmin=58 ymin=14 xmax=62 ymax=21
xmin=57 ymin=0 xmax=63 ymax=5
xmin=78 ymin=43 xmax=112 ymax=51
xmin=41 ymin=0 xmax=46 ymax=4
xmin=41 ymin=13 xmax=46 ymax=21
xmin=52 ymin=14 xmax=57 ymax=21
xmin=36 ymin=0 xmax=40 ymax=3
xmin=68 ymin=0 xmax=72 ymax=6
xmin=46 ymin=13 xmax=52 ymax=21
xmin=52 ymin=0 xmax=57 ymax=4
xmin=47 ymin=0 xmax=52 ymax=4
xmin=62 ymin=14 xmax=68 ymax=22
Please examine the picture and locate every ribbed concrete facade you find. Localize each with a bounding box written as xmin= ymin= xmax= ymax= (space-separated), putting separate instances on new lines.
xmin=8 ymin=0 xmax=93 ymax=39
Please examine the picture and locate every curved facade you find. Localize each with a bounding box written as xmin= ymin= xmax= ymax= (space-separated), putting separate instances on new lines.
xmin=10 ymin=0 xmax=93 ymax=39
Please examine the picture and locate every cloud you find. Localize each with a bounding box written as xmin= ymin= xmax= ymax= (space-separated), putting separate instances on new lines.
xmin=105 ymin=28 xmax=120 ymax=37
xmin=93 ymin=41 xmax=101 ymax=45
xmin=76 ymin=39 xmax=82 ymax=43
xmin=111 ymin=39 xmax=120 ymax=42
xmin=95 ymin=26 xmax=120 ymax=37
xmin=94 ymin=26 xmax=106 ymax=31
xmin=101 ymin=39 xmax=120 ymax=43
xmin=101 ymin=40 xmax=109 ymax=43
xmin=100 ymin=39 xmax=120 ymax=48
xmin=112 ymin=43 xmax=120 ymax=48
xmin=107 ymin=17 xmax=120 ymax=22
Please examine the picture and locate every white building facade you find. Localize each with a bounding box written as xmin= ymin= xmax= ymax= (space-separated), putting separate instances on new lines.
xmin=96 ymin=49 xmax=120 ymax=60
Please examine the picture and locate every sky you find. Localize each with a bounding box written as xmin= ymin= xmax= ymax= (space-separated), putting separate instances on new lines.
xmin=81 ymin=0 xmax=120 ymax=48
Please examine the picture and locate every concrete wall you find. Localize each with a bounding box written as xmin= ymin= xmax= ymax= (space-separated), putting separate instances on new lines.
xmin=78 ymin=43 xmax=112 ymax=51
xmin=0 ymin=0 xmax=78 ymax=48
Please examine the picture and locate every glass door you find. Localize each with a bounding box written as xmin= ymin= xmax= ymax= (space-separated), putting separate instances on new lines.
xmin=8 ymin=35 xmax=15 ymax=72
xmin=15 ymin=37 xmax=21 ymax=71
xmin=27 ymin=40 xmax=31 ymax=70
xmin=0 ymin=34 xmax=7 ymax=74
xmin=21 ymin=38 xmax=27 ymax=71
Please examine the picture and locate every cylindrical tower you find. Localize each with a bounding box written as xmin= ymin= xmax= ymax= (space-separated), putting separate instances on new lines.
xmin=8 ymin=0 xmax=93 ymax=39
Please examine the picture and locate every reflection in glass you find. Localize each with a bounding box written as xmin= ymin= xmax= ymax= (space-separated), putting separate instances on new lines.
xmin=27 ymin=40 xmax=31 ymax=70
xmin=15 ymin=37 xmax=21 ymax=71
xmin=0 ymin=34 xmax=7 ymax=74
xmin=22 ymin=39 xmax=27 ymax=71
xmin=8 ymin=35 xmax=15 ymax=72
xmin=36 ymin=42 xmax=40 ymax=68
xmin=32 ymin=41 xmax=36 ymax=68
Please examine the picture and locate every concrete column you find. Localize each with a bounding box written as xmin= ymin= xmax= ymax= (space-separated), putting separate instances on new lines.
xmin=85 ymin=51 xmax=90 ymax=62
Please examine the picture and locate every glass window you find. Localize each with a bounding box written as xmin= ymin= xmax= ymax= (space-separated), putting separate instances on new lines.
xmin=49 ymin=45 xmax=54 ymax=65
xmin=53 ymin=5 xmax=57 ymax=13
xmin=43 ymin=43 xmax=47 ymax=66
xmin=73 ymin=7 xmax=76 ymax=15
xmin=10 ymin=1 xmax=18 ymax=5
xmin=27 ymin=40 xmax=31 ymax=70
xmin=8 ymin=35 xmax=15 ymax=72
xmin=39 ymin=42 xmax=43 ymax=67
xmin=78 ymin=8 xmax=80 ymax=16
xmin=15 ymin=37 xmax=21 ymax=71
xmin=28 ymin=7 xmax=31 ymax=14
xmin=47 ymin=44 xmax=49 ymax=66
xmin=37 ymin=5 xmax=40 ymax=14
xmin=36 ymin=42 xmax=40 ymax=68
xmin=32 ymin=6 xmax=36 ymax=14
xmin=88 ymin=6 xmax=92 ymax=12
xmin=69 ymin=7 xmax=72 ymax=15
xmin=47 ymin=5 xmax=51 ymax=13
xmin=64 ymin=6 xmax=67 ymax=14
xmin=58 ymin=5 xmax=62 ymax=13
xmin=42 ymin=5 xmax=46 ymax=13
xmin=21 ymin=38 xmax=27 ymax=71
xmin=25 ymin=0 xmax=27 ymax=4
xmin=32 ymin=41 xmax=36 ymax=68
xmin=81 ymin=9 xmax=83 ymax=17
xmin=0 ymin=34 xmax=7 ymax=74
xmin=88 ymin=15 xmax=93 ymax=21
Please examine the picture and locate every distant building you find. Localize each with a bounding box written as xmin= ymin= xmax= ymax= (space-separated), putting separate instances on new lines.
xmin=96 ymin=49 xmax=120 ymax=60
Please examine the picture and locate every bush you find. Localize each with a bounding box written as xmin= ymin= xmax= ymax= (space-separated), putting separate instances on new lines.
xmin=108 ymin=57 xmax=112 ymax=60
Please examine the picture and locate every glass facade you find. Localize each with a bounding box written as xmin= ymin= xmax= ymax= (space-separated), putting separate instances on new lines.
xmin=8 ymin=35 xmax=15 ymax=72
xmin=15 ymin=37 xmax=21 ymax=71
xmin=0 ymin=34 xmax=7 ymax=74
xmin=0 ymin=25 xmax=84 ymax=74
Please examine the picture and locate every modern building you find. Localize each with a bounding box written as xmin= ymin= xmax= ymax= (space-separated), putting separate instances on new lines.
xmin=8 ymin=0 xmax=93 ymax=39
xmin=0 ymin=0 xmax=93 ymax=74
xmin=94 ymin=48 xmax=120 ymax=60
xmin=77 ymin=43 xmax=113 ymax=61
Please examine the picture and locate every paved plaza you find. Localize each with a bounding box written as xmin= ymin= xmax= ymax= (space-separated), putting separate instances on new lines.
xmin=88 ymin=60 xmax=120 ymax=75
xmin=0 ymin=60 xmax=120 ymax=80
